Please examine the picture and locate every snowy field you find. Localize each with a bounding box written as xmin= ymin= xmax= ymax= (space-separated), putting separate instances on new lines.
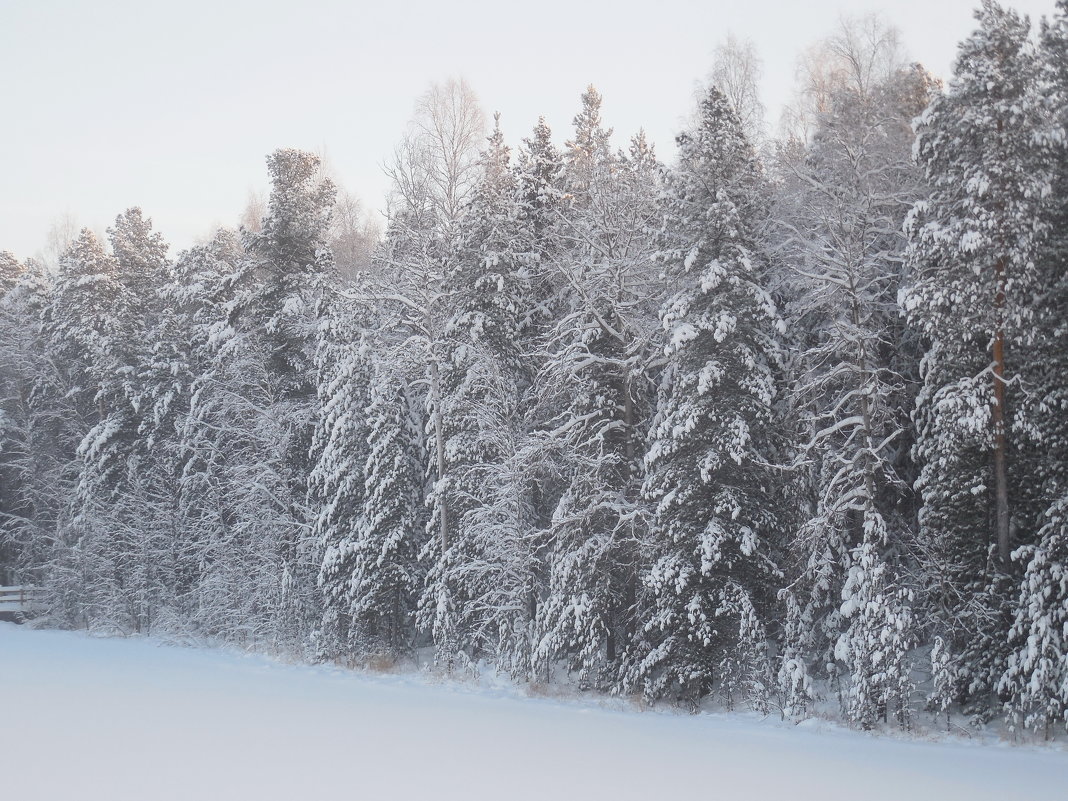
xmin=0 ymin=623 xmax=1063 ymax=801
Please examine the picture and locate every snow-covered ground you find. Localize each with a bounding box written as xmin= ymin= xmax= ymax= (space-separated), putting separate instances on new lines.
xmin=0 ymin=623 xmax=1063 ymax=801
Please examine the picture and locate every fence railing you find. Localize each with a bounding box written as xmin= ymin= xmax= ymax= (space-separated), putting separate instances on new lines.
xmin=0 ymin=585 xmax=46 ymax=616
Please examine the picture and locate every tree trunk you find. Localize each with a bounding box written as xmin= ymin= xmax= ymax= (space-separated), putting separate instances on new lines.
xmin=622 ymin=380 xmax=638 ymax=645
xmin=991 ymin=256 xmax=1010 ymax=566
xmin=429 ymin=356 xmax=449 ymax=552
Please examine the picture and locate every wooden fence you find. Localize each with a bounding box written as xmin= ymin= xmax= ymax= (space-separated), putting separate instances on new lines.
xmin=0 ymin=586 xmax=46 ymax=620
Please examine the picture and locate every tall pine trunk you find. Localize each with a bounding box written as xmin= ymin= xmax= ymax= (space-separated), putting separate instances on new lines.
xmin=992 ymin=255 xmax=1010 ymax=566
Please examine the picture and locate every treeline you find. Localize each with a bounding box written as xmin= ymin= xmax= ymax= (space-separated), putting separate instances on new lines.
xmin=1 ymin=1 xmax=1067 ymax=736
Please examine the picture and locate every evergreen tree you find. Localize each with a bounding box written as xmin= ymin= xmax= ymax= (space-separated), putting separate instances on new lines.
xmin=0 ymin=251 xmax=21 ymax=293
xmin=77 ymin=209 xmax=170 ymax=515
xmin=1000 ymin=0 xmax=1068 ymax=736
xmin=1001 ymin=498 xmax=1068 ymax=735
xmin=165 ymin=150 xmax=336 ymax=648
xmin=419 ymin=114 xmax=535 ymax=670
xmin=38 ymin=230 xmax=143 ymax=629
xmin=514 ymin=116 xmax=566 ymax=349
xmin=532 ymin=90 xmax=662 ymax=689
xmin=903 ymin=0 xmax=1059 ymax=717
xmin=310 ymin=305 xmax=374 ymax=659
xmin=241 ymin=149 xmax=337 ymax=401
xmin=43 ymin=230 xmax=127 ymax=420
xmin=629 ymin=87 xmax=782 ymax=710
xmin=163 ymin=230 xmax=250 ymax=635
xmin=511 ymin=116 xmax=567 ymax=659
xmin=346 ymin=360 xmax=423 ymax=658
xmin=109 ymin=207 xmax=169 ymax=302
xmin=373 ymin=147 xmax=456 ymax=668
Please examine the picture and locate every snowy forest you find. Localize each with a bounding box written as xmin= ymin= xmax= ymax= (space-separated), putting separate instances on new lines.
xmin=1 ymin=0 xmax=1067 ymax=739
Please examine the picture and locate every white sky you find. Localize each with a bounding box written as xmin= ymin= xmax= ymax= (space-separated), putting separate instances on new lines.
xmin=0 ymin=0 xmax=1058 ymax=260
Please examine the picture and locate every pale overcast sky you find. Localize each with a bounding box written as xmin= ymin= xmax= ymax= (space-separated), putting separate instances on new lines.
xmin=0 ymin=0 xmax=1058 ymax=260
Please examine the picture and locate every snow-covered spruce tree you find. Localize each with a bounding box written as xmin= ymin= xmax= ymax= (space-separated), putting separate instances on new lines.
xmin=902 ymin=0 xmax=1060 ymax=719
xmin=514 ymin=115 xmax=566 ymax=349
xmin=310 ymin=303 xmax=375 ymax=660
xmin=530 ymin=88 xmax=663 ymax=690
xmin=832 ymin=517 xmax=917 ymax=730
xmin=374 ymin=162 xmax=459 ymax=668
xmin=770 ymin=24 xmax=933 ymax=726
xmin=1001 ymin=498 xmax=1068 ymax=736
xmin=628 ymin=86 xmax=783 ymax=711
xmin=359 ymin=83 xmax=493 ymax=672
xmin=418 ymin=114 xmax=539 ymax=673
xmin=343 ymin=358 xmax=423 ymax=659
xmin=509 ymin=116 xmax=567 ymax=657
xmin=1000 ymin=0 xmax=1068 ymax=736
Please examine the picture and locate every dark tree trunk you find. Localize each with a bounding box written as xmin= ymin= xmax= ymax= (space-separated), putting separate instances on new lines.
xmin=991 ymin=256 xmax=1011 ymax=566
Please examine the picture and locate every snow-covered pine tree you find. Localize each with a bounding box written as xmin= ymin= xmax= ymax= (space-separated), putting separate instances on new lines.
xmin=1000 ymin=0 xmax=1068 ymax=736
xmin=241 ymin=149 xmax=336 ymax=404
xmin=165 ymin=151 xmax=335 ymax=649
xmin=56 ymin=210 xmax=169 ymax=523
xmin=89 ymin=209 xmax=175 ymax=632
xmin=629 ymin=86 xmax=782 ymax=711
xmin=903 ymin=0 xmax=1060 ymax=718
xmin=529 ymin=88 xmax=663 ymax=689
xmin=63 ymin=210 xmax=175 ymax=634
xmin=180 ymin=265 xmax=319 ymax=647
xmin=126 ymin=229 xmax=244 ymax=635
xmin=108 ymin=207 xmax=169 ymax=303
xmin=39 ymin=229 xmax=142 ymax=629
xmin=0 ymin=251 xmax=21 ymax=293
xmin=245 ymin=149 xmax=337 ymax=645
xmin=43 ymin=230 xmax=127 ymax=423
